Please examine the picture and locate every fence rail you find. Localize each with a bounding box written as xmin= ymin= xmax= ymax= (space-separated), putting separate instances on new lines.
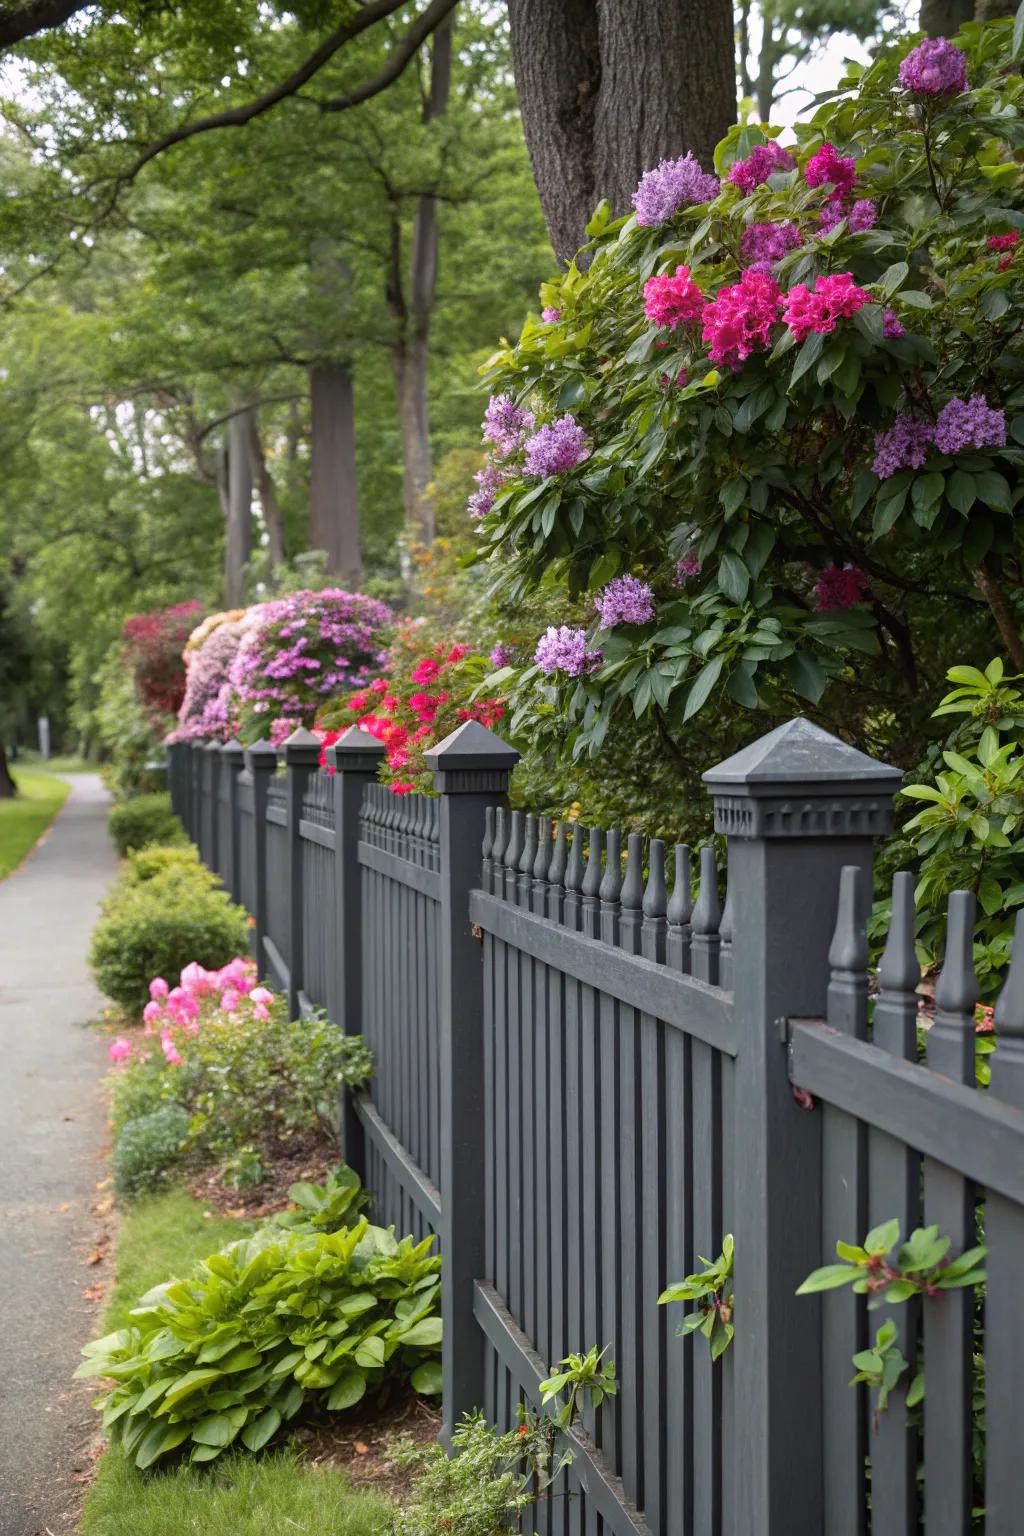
xmin=168 ymin=715 xmax=1024 ymax=1536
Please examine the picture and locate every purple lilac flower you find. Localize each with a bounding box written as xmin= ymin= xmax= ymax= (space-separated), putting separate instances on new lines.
xmin=872 ymin=416 xmax=935 ymax=479
xmin=469 ymin=461 xmax=506 ymax=519
xmin=883 ymin=309 xmax=905 ymax=338
xmin=632 ymin=152 xmax=721 ymax=226
xmin=490 ymin=644 xmax=515 ymax=667
xmin=933 ymin=395 xmax=1006 ymax=455
xmin=176 ymin=614 xmax=250 ymax=741
xmin=674 ymin=552 xmax=702 ymax=586
xmin=541 ymin=306 xmax=561 ymax=323
xmin=523 ymin=414 xmax=591 ymax=478
xmin=534 ymin=626 xmax=601 ymax=677
xmin=899 ymin=37 xmax=968 ymax=96
xmin=728 ymin=142 xmax=796 ymax=196
xmin=482 ymin=394 xmax=535 ymax=456
xmin=848 ymin=199 xmax=878 ymax=232
xmin=740 ymin=221 xmax=802 ymax=268
xmin=817 ymin=197 xmax=846 ymax=235
xmin=595 ymin=575 xmax=656 ymax=628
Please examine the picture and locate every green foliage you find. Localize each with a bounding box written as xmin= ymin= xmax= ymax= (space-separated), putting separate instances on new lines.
xmin=77 ymin=1218 xmax=443 ymax=1468
xmin=875 ymin=658 xmax=1024 ymax=995
xmin=93 ymin=650 xmax=175 ymax=800
xmin=121 ymin=843 xmax=215 ymax=888
xmin=108 ymin=795 xmax=186 ymax=858
xmin=111 ymin=1106 xmax=191 ymax=1199
xmin=273 ymin=1167 xmax=370 ymax=1236
xmin=80 ymin=1446 xmax=392 ymax=1536
xmin=538 ymin=1346 xmax=618 ymax=1430
xmin=90 ymin=875 xmax=249 ymax=1015
xmin=479 ymin=19 xmax=1024 ymax=780
xmin=658 ymin=1235 xmax=735 ymax=1360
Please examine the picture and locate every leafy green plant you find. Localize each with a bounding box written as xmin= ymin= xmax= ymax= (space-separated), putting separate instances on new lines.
xmin=272 ymin=1166 xmax=370 ymax=1235
xmin=658 ymin=1234 xmax=735 ymax=1359
xmin=121 ymin=844 xmax=217 ymax=889
xmin=111 ymin=1105 xmax=190 ymax=1199
xmin=77 ymin=1217 xmax=442 ymax=1468
xmin=89 ymin=881 xmax=250 ymax=1015
xmin=797 ymin=1220 xmax=987 ymax=1416
xmin=108 ymin=794 xmax=187 ymax=858
xmin=538 ymin=1345 xmax=618 ymax=1429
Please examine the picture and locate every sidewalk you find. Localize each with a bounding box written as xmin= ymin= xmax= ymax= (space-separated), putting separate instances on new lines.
xmin=0 ymin=776 xmax=116 ymax=1536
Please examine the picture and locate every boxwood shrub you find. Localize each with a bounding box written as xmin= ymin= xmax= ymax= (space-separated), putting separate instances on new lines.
xmin=90 ymin=882 xmax=250 ymax=1015
xmin=108 ymin=793 xmax=187 ymax=857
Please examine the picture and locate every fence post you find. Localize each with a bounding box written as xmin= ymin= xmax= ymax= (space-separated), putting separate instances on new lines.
xmin=167 ymin=740 xmax=183 ymax=820
xmin=221 ymin=739 xmax=245 ymax=903
xmin=326 ymin=725 xmax=386 ymax=1170
xmin=425 ymin=719 xmax=520 ymax=1443
xmin=702 ymin=716 xmax=900 ymax=1536
xmin=283 ymin=727 xmax=322 ymax=1019
xmin=245 ymin=738 xmax=278 ymax=977
xmin=203 ymin=740 xmax=222 ymax=874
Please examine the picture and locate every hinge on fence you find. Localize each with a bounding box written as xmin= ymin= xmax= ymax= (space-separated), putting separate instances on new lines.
xmin=471 ymin=923 xmax=483 ymax=942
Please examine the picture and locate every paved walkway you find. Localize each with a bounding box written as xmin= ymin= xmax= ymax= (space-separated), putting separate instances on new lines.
xmin=0 ymin=776 xmax=116 ymax=1536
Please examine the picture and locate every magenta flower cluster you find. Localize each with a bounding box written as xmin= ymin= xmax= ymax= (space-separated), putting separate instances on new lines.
xmin=812 ymin=566 xmax=870 ymax=612
xmin=643 ymin=265 xmax=706 ymax=330
xmin=541 ymin=306 xmax=562 ymax=323
xmin=632 ymin=152 xmax=720 ymax=226
xmin=818 ymin=198 xmax=877 ymax=235
xmin=805 ymin=143 xmax=858 ymax=197
xmin=728 ymin=141 xmax=795 ymax=195
xmin=523 ymin=414 xmax=591 ymax=478
xmin=595 ymin=575 xmax=656 ymax=628
xmin=740 ymin=221 xmax=802 ymax=271
xmin=674 ymin=552 xmax=702 ymax=586
xmin=782 ymin=273 xmax=871 ymax=342
xmin=534 ymin=626 xmax=602 ymax=677
xmin=702 ymin=268 xmax=783 ymax=370
xmin=872 ymin=396 xmax=1006 ymax=479
xmin=899 ymin=37 xmax=968 ymax=96
xmin=489 ymin=644 xmax=515 ymax=668
xmin=230 ymin=589 xmax=392 ymax=745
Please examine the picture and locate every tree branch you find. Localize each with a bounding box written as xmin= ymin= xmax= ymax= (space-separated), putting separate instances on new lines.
xmin=314 ymin=0 xmax=459 ymax=114
xmin=0 ymin=0 xmax=87 ymax=48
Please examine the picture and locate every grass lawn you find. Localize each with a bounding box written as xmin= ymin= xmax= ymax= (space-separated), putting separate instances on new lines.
xmin=80 ymin=1188 xmax=394 ymax=1536
xmin=0 ymin=767 xmax=70 ymax=879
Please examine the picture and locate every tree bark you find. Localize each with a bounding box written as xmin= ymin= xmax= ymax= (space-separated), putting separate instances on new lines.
xmin=0 ymin=741 xmax=16 ymax=799
xmin=972 ymin=562 xmax=1024 ymax=671
xmin=248 ymin=414 xmax=286 ymax=571
xmin=974 ymin=0 xmax=1016 ymax=18
xmin=310 ymin=361 xmax=362 ymax=583
xmin=507 ymin=0 xmax=736 ymax=264
xmin=224 ymin=407 xmax=253 ymax=606
xmin=392 ymin=343 xmax=435 ymax=544
xmin=920 ymin=0 xmax=972 ymax=33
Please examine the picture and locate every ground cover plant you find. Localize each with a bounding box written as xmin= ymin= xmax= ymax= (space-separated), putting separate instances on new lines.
xmin=106 ymin=959 xmax=373 ymax=1193
xmin=476 ymin=20 xmax=1024 ymax=779
xmin=0 ymin=766 xmax=69 ymax=878
xmin=107 ymin=794 xmax=186 ymax=858
xmin=77 ymin=1216 xmax=443 ymax=1468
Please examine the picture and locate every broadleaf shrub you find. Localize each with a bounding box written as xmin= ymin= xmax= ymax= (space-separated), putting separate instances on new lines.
xmin=76 ymin=1217 xmax=442 ymax=1467
xmin=111 ymin=1104 xmax=191 ymax=1199
xmin=90 ymin=881 xmax=250 ymax=1015
xmin=108 ymin=794 xmax=186 ymax=858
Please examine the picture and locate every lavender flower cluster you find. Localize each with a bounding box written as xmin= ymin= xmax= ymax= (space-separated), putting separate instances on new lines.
xmin=229 ymin=589 xmax=392 ymax=745
xmin=632 ymin=152 xmax=720 ymax=227
xmin=175 ymin=612 xmax=251 ymax=742
xmin=534 ymin=626 xmax=602 ymax=677
xmin=898 ymin=37 xmax=968 ymax=96
xmin=595 ymin=575 xmax=656 ymax=628
xmin=470 ymin=394 xmax=537 ymax=517
xmin=872 ymin=396 xmax=1006 ymax=479
xmin=523 ymin=414 xmax=591 ymax=479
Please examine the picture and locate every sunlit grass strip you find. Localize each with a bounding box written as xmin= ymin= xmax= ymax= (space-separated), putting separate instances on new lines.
xmin=0 ymin=768 xmax=70 ymax=880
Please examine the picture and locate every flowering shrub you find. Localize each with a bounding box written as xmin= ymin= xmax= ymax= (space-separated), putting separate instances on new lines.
xmin=122 ymin=601 xmax=203 ymax=718
xmin=107 ymin=958 xmax=373 ymax=1188
xmin=474 ymin=21 xmax=1024 ymax=770
xmin=317 ymin=625 xmax=506 ymax=793
xmin=174 ymin=608 xmax=250 ymax=742
xmin=229 ymin=589 xmax=392 ymax=746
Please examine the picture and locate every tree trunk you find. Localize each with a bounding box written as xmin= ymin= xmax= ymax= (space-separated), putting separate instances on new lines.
xmin=974 ymin=0 xmax=1016 ymax=18
xmin=248 ymin=414 xmax=286 ymax=571
xmin=392 ymin=343 xmax=435 ymax=545
xmin=310 ymin=361 xmax=362 ymax=583
xmin=0 ymin=741 xmax=16 ymax=799
xmin=972 ymin=562 xmax=1024 ymax=670
xmin=224 ymin=407 xmax=253 ymax=606
xmin=920 ymin=0 xmax=972 ymax=33
xmin=507 ymin=0 xmax=736 ymax=264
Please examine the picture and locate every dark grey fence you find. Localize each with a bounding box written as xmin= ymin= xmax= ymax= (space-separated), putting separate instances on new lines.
xmin=167 ymin=716 xmax=1024 ymax=1536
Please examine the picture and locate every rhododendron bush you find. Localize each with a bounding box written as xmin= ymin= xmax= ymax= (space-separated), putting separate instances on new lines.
xmin=173 ymin=608 xmax=251 ymax=743
xmin=107 ymin=958 xmax=373 ymax=1190
xmin=122 ymin=600 xmax=203 ymax=719
xmin=317 ymin=623 xmax=506 ymax=794
xmin=229 ymin=589 xmax=393 ymax=746
xmin=476 ymin=22 xmax=1024 ymax=766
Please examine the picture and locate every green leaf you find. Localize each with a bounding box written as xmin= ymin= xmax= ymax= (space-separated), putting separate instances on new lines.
xmin=241 ymin=1406 xmax=282 ymax=1451
xmin=879 ymin=261 xmax=909 ymax=298
xmin=326 ymin=1370 xmax=367 ymax=1411
xmin=395 ymin=1317 xmax=443 ymax=1347
xmin=912 ymin=472 xmax=945 ymax=514
xmin=720 ymin=477 xmax=747 ymax=516
xmin=946 ymin=469 xmax=976 ymax=515
xmin=796 ymin=1264 xmax=860 ymax=1294
xmin=975 ymin=470 xmax=1011 ymax=513
xmin=190 ymin=1413 xmax=238 ymax=1448
xmin=785 ymin=651 xmax=827 ymax=704
xmin=790 ymin=331 xmax=825 ymax=386
xmin=683 ymin=654 xmax=725 ymax=721
xmin=411 ymin=1360 xmax=443 ymax=1396
xmin=718 ymin=552 xmax=750 ymax=603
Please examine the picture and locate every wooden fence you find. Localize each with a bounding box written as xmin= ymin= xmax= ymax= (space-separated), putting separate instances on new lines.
xmin=167 ymin=716 xmax=1024 ymax=1536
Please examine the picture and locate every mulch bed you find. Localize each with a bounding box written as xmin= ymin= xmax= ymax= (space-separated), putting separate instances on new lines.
xmin=287 ymin=1387 xmax=442 ymax=1501
xmin=186 ymin=1128 xmax=338 ymax=1219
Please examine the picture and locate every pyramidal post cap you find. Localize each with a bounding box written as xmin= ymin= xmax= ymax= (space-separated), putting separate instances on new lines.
xmin=702 ymin=717 xmax=901 ymax=840
xmin=202 ymin=737 xmax=223 ymax=753
xmin=282 ymin=725 xmax=323 ymax=764
xmin=325 ymin=723 xmax=387 ymax=772
xmin=244 ymin=737 xmax=279 ymax=769
xmin=220 ymin=737 xmax=245 ymax=759
xmin=424 ymin=718 xmax=521 ymax=772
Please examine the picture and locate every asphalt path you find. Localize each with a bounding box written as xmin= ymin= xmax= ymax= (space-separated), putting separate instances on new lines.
xmin=0 ymin=775 xmax=115 ymax=1536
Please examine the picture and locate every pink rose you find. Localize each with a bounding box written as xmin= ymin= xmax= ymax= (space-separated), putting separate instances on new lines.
xmin=143 ymin=1001 xmax=164 ymax=1025
xmin=149 ymin=977 xmax=169 ymax=1001
xmin=108 ymin=1037 xmax=134 ymax=1062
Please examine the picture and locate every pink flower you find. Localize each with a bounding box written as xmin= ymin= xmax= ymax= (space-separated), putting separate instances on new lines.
xmin=782 ymin=273 xmax=871 ymax=341
xmin=804 ymin=143 xmax=857 ymax=196
xmin=160 ymin=1033 xmax=184 ymax=1067
xmin=392 ymin=783 xmax=415 ymax=794
xmin=988 ymin=232 xmax=1019 ymax=252
xmin=220 ymin=989 xmax=240 ymax=1014
xmin=643 ymin=265 xmax=706 ymax=330
xmin=541 ymin=306 xmax=561 ymax=323
xmin=252 ymin=1002 xmax=270 ymax=1021
xmin=411 ymin=658 xmax=442 ymax=685
xmin=728 ymin=141 xmax=795 ymax=195
xmin=108 ymin=1037 xmax=134 ymax=1063
xmin=149 ymin=977 xmax=169 ymax=1001
xmin=250 ymin=986 xmax=274 ymax=1006
xmin=143 ymin=1001 xmax=164 ymax=1025
xmin=701 ymin=269 xmax=783 ymax=370
xmin=180 ymin=962 xmax=215 ymax=995
xmin=883 ymin=309 xmax=905 ymax=338
xmin=812 ymin=565 xmax=869 ymax=611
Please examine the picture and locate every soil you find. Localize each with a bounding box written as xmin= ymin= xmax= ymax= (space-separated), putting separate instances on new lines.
xmin=186 ymin=1128 xmax=338 ymax=1219
xmin=287 ymin=1386 xmax=443 ymax=1502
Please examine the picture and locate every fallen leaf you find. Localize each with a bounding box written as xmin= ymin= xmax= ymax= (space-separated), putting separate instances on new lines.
xmin=354 ymin=1442 xmax=369 ymax=1455
xmin=82 ymin=1283 xmax=105 ymax=1302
